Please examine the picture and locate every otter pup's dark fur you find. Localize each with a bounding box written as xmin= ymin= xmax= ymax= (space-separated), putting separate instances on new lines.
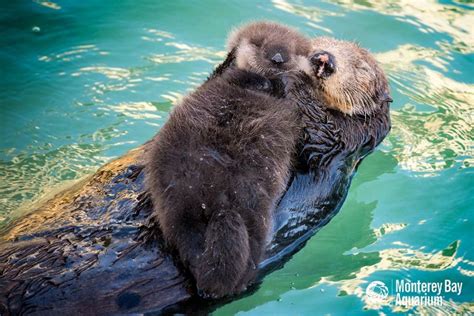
xmin=145 ymin=22 xmax=313 ymax=299
xmin=145 ymin=69 xmax=300 ymax=298
xmin=227 ymin=21 xmax=312 ymax=76
xmin=210 ymin=21 xmax=312 ymax=82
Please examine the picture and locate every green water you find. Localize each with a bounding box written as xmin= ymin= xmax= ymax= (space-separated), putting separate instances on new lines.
xmin=0 ymin=0 xmax=473 ymax=314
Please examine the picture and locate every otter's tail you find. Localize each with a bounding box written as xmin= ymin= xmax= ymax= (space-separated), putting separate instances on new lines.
xmin=195 ymin=209 xmax=250 ymax=298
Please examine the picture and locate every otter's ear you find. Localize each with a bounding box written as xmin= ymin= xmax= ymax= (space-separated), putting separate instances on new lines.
xmin=207 ymin=48 xmax=237 ymax=81
xmin=377 ymin=91 xmax=393 ymax=105
xmin=382 ymin=92 xmax=393 ymax=103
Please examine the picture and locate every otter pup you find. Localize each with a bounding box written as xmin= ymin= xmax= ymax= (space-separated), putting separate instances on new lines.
xmin=145 ymin=22 xmax=313 ymax=299
xmin=209 ymin=21 xmax=313 ymax=88
xmin=220 ymin=35 xmax=392 ymax=167
xmin=227 ymin=21 xmax=312 ymax=76
xmin=145 ymin=21 xmax=392 ymax=298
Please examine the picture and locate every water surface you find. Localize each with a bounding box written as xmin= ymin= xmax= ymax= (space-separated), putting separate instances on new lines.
xmin=0 ymin=0 xmax=472 ymax=314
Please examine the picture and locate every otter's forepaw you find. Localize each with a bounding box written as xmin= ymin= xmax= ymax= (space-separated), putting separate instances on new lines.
xmin=305 ymin=125 xmax=341 ymax=146
xmin=310 ymin=51 xmax=336 ymax=79
xmin=302 ymin=121 xmax=343 ymax=168
xmin=279 ymin=71 xmax=312 ymax=98
xmin=222 ymin=68 xmax=273 ymax=94
xmin=305 ymin=143 xmax=342 ymax=168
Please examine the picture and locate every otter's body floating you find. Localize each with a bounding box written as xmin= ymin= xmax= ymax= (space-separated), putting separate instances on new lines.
xmin=0 ymin=23 xmax=391 ymax=314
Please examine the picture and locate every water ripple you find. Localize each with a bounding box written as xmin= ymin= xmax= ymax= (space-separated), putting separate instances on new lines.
xmin=322 ymin=241 xmax=469 ymax=314
xmin=376 ymin=45 xmax=473 ymax=174
xmin=272 ymin=0 xmax=344 ymax=22
xmin=328 ymin=0 xmax=474 ymax=52
xmin=0 ymin=143 xmax=109 ymax=226
xmin=148 ymin=43 xmax=226 ymax=64
xmin=33 ymin=0 xmax=61 ymax=10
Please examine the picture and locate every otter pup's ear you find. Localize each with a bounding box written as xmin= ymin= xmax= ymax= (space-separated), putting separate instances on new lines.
xmin=208 ymin=48 xmax=237 ymax=81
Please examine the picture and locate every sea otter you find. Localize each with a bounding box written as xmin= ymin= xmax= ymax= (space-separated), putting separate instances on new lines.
xmin=293 ymin=37 xmax=392 ymax=167
xmin=309 ymin=37 xmax=392 ymax=116
xmin=226 ymin=21 xmax=312 ymax=76
xmin=144 ymin=22 xmax=314 ymax=299
xmin=225 ymin=35 xmax=392 ymax=166
xmin=209 ymin=21 xmax=312 ymax=89
xmin=145 ymin=23 xmax=392 ymax=299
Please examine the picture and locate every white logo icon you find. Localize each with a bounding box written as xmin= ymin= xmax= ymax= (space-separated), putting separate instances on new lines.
xmin=366 ymin=281 xmax=389 ymax=301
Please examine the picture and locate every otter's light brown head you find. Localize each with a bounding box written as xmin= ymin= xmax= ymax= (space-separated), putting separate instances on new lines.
xmin=310 ymin=37 xmax=392 ymax=116
xmin=227 ymin=21 xmax=312 ymax=77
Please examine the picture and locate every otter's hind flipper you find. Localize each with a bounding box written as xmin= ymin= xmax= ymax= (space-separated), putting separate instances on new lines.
xmin=195 ymin=209 xmax=250 ymax=298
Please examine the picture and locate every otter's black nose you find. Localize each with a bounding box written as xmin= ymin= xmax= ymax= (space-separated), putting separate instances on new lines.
xmin=271 ymin=53 xmax=285 ymax=64
xmin=310 ymin=51 xmax=335 ymax=78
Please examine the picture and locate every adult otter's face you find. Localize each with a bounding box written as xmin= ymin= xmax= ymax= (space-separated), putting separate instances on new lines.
xmin=309 ymin=37 xmax=392 ymax=116
xmin=227 ymin=22 xmax=312 ymax=77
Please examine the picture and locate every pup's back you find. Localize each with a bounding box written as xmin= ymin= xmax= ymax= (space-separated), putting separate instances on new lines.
xmin=145 ymin=71 xmax=299 ymax=298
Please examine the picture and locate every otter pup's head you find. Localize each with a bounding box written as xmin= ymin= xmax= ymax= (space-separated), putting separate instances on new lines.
xmin=227 ymin=21 xmax=312 ymax=77
xmin=309 ymin=37 xmax=392 ymax=116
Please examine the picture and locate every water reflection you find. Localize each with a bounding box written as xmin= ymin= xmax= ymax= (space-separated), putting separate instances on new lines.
xmin=376 ymin=45 xmax=473 ymax=174
xmin=272 ymin=0 xmax=344 ymax=22
xmin=101 ymin=102 xmax=163 ymax=120
xmin=39 ymin=45 xmax=104 ymax=63
xmin=148 ymin=44 xmax=226 ymax=64
xmin=74 ymin=66 xmax=131 ymax=80
xmin=327 ymin=0 xmax=474 ymax=52
xmin=33 ymin=0 xmax=61 ymax=10
xmin=0 ymin=143 xmax=108 ymax=226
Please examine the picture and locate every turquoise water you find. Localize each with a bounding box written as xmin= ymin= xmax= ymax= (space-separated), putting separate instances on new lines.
xmin=0 ymin=0 xmax=473 ymax=314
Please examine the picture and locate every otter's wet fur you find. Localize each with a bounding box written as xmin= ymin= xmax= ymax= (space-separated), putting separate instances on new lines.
xmin=227 ymin=21 xmax=312 ymax=77
xmin=309 ymin=37 xmax=391 ymax=116
xmin=145 ymin=22 xmax=392 ymax=299
xmin=144 ymin=22 xmax=315 ymax=299
xmin=145 ymin=69 xmax=300 ymax=298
